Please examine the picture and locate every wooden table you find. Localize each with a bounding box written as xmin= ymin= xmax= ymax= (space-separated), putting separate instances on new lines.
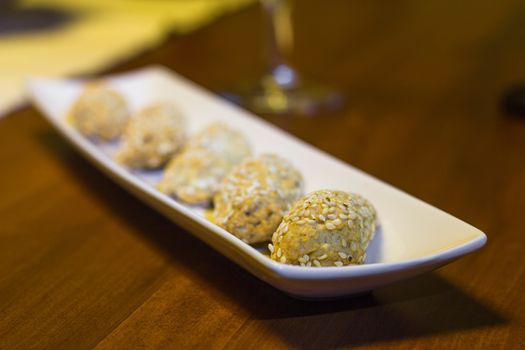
xmin=1 ymin=0 xmax=525 ymax=348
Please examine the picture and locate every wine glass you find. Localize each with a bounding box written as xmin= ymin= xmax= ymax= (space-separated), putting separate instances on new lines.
xmin=222 ymin=0 xmax=344 ymax=116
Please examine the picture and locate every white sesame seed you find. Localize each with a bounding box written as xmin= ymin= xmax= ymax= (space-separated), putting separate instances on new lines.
xmin=268 ymin=243 xmax=274 ymax=253
xmin=282 ymin=225 xmax=289 ymax=233
xmin=303 ymin=254 xmax=310 ymax=262
xmin=327 ymin=214 xmax=336 ymax=220
xmin=338 ymin=252 xmax=348 ymax=259
xmin=277 ymin=248 xmax=282 ymax=258
xmin=307 ymin=219 xmax=316 ymax=224
xmin=347 ymin=220 xmax=354 ymax=228
xmin=341 ymin=239 xmax=347 ymax=247
xmin=313 ymin=260 xmax=321 ymax=267
xmin=300 ymin=262 xmax=305 ymax=267
xmin=332 ymin=218 xmax=342 ymax=226
xmin=318 ymin=254 xmax=328 ymax=260
xmin=296 ymin=220 xmax=305 ymax=225
xmin=334 ymin=261 xmax=344 ymax=267
xmin=326 ymin=223 xmax=336 ymax=230
xmin=351 ymin=242 xmax=358 ymax=251
xmin=298 ymin=257 xmax=306 ymax=264
xmin=306 ymin=261 xmax=312 ymax=267
xmin=280 ymin=256 xmax=287 ymax=263
xmin=304 ymin=210 xmax=310 ymax=217
xmin=339 ymin=213 xmax=348 ymax=219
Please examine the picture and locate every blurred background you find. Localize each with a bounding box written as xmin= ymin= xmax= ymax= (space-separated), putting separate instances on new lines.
xmin=0 ymin=0 xmax=255 ymax=116
xmin=2 ymin=0 xmax=525 ymax=119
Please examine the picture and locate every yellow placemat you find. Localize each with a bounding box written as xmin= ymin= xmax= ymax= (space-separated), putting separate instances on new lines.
xmin=0 ymin=0 xmax=254 ymax=117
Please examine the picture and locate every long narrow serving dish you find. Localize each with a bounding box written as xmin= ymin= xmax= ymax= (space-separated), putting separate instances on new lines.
xmin=28 ymin=66 xmax=486 ymax=299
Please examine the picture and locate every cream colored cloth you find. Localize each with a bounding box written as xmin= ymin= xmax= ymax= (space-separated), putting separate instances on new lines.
xmin=0 ymin=0 xmax=254 ymax=117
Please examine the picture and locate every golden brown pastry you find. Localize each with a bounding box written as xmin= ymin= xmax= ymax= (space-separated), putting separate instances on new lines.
xmin=116 ymin=102 xmax=186 ymax=168
xmin=158 ymin=123 xmax=250 ymax=204
xmin=70 ymin=83 xmax=129 ymax=140
xmin=213 ymin=154 xmax=303 ymax=244
xmin=269 ymin=190 xmax=377 ymax=266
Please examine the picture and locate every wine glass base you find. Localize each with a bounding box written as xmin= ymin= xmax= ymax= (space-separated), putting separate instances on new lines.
xmin=221 ymin=79 xmax=345 ymax=116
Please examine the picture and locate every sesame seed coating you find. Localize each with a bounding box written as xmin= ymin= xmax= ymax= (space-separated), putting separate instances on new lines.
xmin=270 ymin=190 xmax=377 ymax=267
xmin=212 ymin=154 xmax=304 ymax=244
xmin=70 ymin=83 xmax=129 ymax=140
xmin=116 ymin=102 xmax=186 ymax=168
xmin=185 ymin=123 xmax=251 ymax=165
xmin=158 ymin=123 xmax=251 ymax=205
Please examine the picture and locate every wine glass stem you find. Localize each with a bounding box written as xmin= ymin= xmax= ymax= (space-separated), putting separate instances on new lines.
xmin=260 ymin=0 xmax=298 ymax=88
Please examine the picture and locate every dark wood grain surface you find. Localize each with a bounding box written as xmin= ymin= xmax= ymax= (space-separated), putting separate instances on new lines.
xmin=1 ymin=0 xmax=525 ymax=348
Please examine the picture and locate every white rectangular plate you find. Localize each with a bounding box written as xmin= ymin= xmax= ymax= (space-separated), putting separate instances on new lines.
xmin=28 ymin=66 xmax=486 ymax=299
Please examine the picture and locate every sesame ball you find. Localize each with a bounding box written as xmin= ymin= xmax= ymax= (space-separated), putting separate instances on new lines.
xmin=185 ymin=122 xmax=251 ymax=165
xmin=270 ymin=190 xmax=377 ymax=267
xmin=158 ymin=123 xmax=251 ymax=205
xmin=115 ymin=102 xmax=186 ymax=168
xmin=70 ymin=83 xmax=129 ymax=140
xmin=213 ymin=154 xmax=304 ymax=244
